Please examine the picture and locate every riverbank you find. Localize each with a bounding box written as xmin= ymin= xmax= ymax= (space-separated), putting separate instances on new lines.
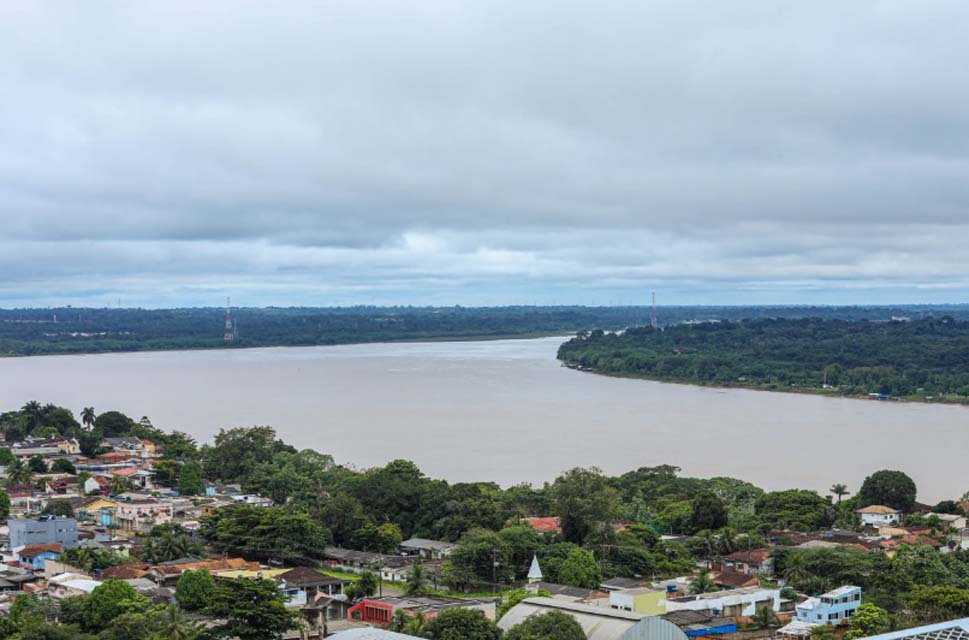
xmin=559 ymin=361 xmax=969 ymax=406
xmin=0 ymin=330 xmax=573 ymax=360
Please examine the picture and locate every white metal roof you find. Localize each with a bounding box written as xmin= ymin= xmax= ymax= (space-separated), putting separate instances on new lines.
xmin=859 ymin=618 xmax=969 ymax=640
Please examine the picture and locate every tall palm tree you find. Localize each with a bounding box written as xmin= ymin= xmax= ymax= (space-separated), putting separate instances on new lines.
xmin=404 ymin=563 xmax=432 ymax=596
xmin=110 ymin=475 xmax=130 ymax=496
xmin=718 ymin=527 xmax=738 ymax=555
xmin=689 ymin=569 xmax=716 ymax=595
xmin=783 ymin=552 xmax=807 ymax=587
xmin=752 ymin=604 xmax=779 ymax=629
xmin=153 ymin=604 xmax=200 ymax=640
xmin=830 ymin=483 xmax=850 ymax=504
xmin=6 ymin=458 xmax=34 ymax=486
xmin=21 ymin=401 xmax=42 ymax=430
xmin=81 ymin=407 xmax=96 ymax=430
xmin=695 ymin=530 xmax=718 ymax=559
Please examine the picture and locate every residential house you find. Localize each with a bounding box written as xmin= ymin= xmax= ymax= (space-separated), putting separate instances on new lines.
xmin=8 ymin=516 xmax=78 ymax=550
xmin=275 ymin=566 xmax=349 ymax=607
xmin=48 ymin=577 xmax=103 ymax=599
xmin=77 ymin=498 xmax=118 ymax=526
xmin=102 ymin=564 xmax=150 ymax=580
xmin=44 ymin=479 xmax=78 ymax=496
xmin=83 ymin=476 xmax=111 ymax=495
xmin=147 ymin=558 xmax=260 ymax=587
xmin=3 ymin=485 xmax=43 ymax=515
xmin=229 ymin=494 xmax=272 ymax=507
xmin=114 ymin=501 xmax=173 ymax=532
xmin=323 ymin=547 xmax=400 ymax=572
xmin=722 ymin=549 xmax=773 ymax=575
xmin=712 ymin=569 xmax=760 ymax=590
xmin=795 ymin=585 xmax=861 ymax=626
xmin=110 ymin=467 xmax=154 ymax=491
xmin=399 ymin=538 xmax=456 ymax=560
xmin=926 ymin=513 xmax=968 ymax=531
xmin=16 ymin=544 xmax=62 ymax=571
xmin=858 ymin=505 xmax=902 ymax=529
xmin=102 ymin=437 xmax=155 ymax=459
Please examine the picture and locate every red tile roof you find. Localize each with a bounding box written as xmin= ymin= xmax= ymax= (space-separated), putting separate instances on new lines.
xmin=102 ymin=564 xmax=150 ymax=579
xmin=19 ymin=543 xmax=62 ymax=558
xmin=713 ymin=569 xmax=760 ymax=588
xmin=110 ymin=467 xmax=139 ymax=476
xmin=524 ymin=517 xmax=561 ymax=533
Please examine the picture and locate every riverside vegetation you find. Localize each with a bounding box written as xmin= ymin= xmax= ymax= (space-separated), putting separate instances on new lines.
xmin=5 ymin=305 xmax=969 ymax=357
xmin=2 ymin=403 xmax=969 ymax=637
xmin=558 ymin=317 xmax=969 ymax=402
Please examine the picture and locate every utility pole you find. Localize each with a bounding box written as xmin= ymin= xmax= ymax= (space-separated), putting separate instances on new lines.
xmin=224 ymin=297 xmax=235 ymax=344
xmin=492 ymin=548 xmax=499 ymax=595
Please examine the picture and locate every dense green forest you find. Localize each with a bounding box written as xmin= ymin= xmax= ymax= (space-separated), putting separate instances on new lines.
xmin=3 ymin=304 xmax=969 ymax=356
xmin=557 ymin=317 xmax=969 ymax=401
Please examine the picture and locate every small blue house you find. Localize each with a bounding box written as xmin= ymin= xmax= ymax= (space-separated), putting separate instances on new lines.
xmin=796 ymin=585 xmax=862 ymax=625
xmin=17 ymin=543 xmax=62 ymax=571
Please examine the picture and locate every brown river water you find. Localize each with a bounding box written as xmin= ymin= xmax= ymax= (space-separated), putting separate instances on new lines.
xmin=0 ymin=336 xmax=965 ymax=502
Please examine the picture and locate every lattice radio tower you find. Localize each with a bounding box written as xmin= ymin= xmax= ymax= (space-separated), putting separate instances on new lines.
xmin=224 ymin=297 xmax=235 ymax=344
xmin=650 ymin=291 xmax=658 ymax=329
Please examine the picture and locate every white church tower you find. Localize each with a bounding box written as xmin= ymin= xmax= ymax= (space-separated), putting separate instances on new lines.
xmin=527 ymin=554 xmax=543 ymax=584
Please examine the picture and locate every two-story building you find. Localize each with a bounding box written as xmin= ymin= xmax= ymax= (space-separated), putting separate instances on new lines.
xmin=8 ymin=516 xmax=78 ymax=550
xmin=665 ymin=586 xmax=781 ymax=618
xmin=273 ymin=566 xmax=349 ymax=607
xmin=795 ymin=585 xmax=862 ymax=626
xmin=114 ymin=501 xmax=174 ymax=532
xmin=722 ymin=549 xmax=774 ymax=575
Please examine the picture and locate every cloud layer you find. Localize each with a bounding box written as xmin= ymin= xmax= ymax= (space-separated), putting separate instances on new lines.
xmin=3 ymin=1 xmax=969 ymax=306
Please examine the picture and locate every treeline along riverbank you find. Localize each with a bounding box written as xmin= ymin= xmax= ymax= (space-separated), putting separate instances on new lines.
xmin=4 ymin=304 xmax=969 ymax=357
xmin=557 ymin=316 xmax=969 ymax=403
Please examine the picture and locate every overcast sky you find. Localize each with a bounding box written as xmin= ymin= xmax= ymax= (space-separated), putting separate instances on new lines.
xmin=2 ymin=1 xmax=969 ymax=308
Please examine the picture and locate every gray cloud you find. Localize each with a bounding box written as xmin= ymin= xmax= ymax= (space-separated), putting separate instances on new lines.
xmin=2 ymin=1 xmax=969 ymax=306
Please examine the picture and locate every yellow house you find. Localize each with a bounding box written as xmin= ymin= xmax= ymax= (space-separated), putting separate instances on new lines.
xmin=79 ymin=498 xmax=117 ymax=516
xmin=608 ymin=587 xmax=669 ymax=614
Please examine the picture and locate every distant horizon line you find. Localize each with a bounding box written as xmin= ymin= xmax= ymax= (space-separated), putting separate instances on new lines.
xmin=4 ymin=302 xmax=969 ymax=312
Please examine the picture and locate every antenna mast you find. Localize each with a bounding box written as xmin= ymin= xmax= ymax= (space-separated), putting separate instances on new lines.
xmin=224 ymin=297 xmax=235 ymax=344
xmin=650 ymin=291 xmax=658 ymax=329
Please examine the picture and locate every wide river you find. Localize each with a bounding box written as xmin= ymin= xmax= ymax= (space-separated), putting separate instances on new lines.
xmin=0 ymin=337 xmax=966 ymax=502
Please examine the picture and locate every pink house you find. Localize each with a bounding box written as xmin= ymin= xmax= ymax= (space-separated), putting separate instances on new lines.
xmin=114 ymin=501 xmax=174 ymax=532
